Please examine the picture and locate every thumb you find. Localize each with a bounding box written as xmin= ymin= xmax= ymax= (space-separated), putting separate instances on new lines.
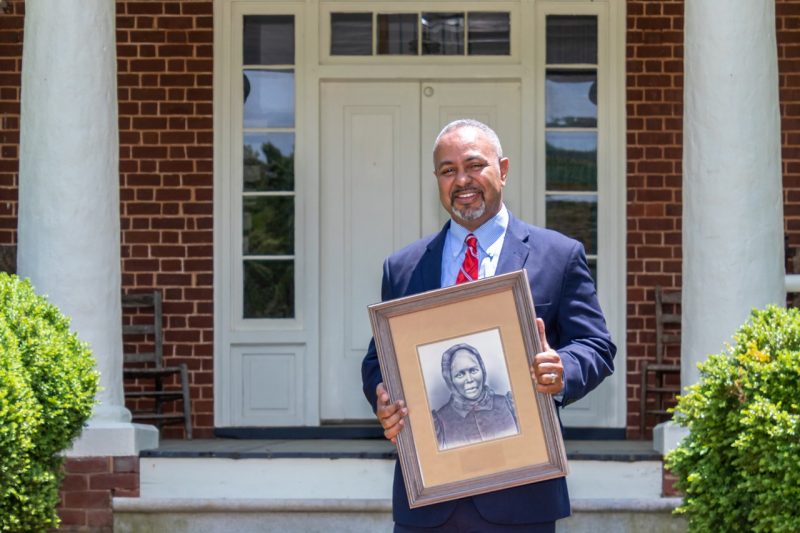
xmin=536 ymin=318 xmax=551 ymax=352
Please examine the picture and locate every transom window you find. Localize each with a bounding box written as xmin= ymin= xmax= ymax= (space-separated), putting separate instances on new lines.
xmin=330 ymin=11 xmax=511 ymax=56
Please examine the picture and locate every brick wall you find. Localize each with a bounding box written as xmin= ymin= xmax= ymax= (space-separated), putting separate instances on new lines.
xmin=116 ymin=0 xmax=214 ymax=438
xmin=780 ymin=1 xmax=800 ymax=259
xmin=625 ymin=0 xmax=685 ymax=438
xmin=627 ymin=0 xmax=800 ymax=439
xmin=0 ymin=0 xmax=21 ymax=248
xmin=57 ymin=456 xmax=139 ymax=532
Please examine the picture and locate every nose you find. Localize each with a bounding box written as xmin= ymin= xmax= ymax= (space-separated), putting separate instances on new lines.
xmin=455 ymin=166 xmax=471 ymax=184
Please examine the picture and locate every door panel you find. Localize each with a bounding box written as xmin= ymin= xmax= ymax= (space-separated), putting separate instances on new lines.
xmin=420 ymin=82 xmax=522 ymax=235
xmin=320 ymin=82 xmax=420 ymax=420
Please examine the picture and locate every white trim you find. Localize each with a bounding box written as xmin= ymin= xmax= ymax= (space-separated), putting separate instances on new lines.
xmin=534 ymin=0 xmax=626 ymax=428
xmin=215 ymin=0 xmax=627 ymax=428
xmin=215 ymin=0 xmax=318 ymax=426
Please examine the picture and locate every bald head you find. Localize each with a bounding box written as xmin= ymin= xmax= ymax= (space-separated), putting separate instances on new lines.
xmin=433 ymin=119 xmax=503 ymax=167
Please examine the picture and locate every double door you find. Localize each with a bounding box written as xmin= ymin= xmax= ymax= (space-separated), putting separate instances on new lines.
xmin=319 ymin=81 xmax=522 ymax=420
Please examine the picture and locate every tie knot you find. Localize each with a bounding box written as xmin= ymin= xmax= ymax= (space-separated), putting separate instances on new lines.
xmin=455 ymin=233 xmax=479 ymax=284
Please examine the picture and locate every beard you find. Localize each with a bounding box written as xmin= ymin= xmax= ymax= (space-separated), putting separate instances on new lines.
xmin=451 ymin=200 xmax=486 ymax=224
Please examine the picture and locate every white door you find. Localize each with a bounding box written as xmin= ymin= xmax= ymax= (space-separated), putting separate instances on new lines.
xmin=319 ymin=82 xmax=421 ymax=420
xmin=319 ymin=81 xmax=522 ymax=421
xmin=419 ymin=82 xmax=522 ymax=234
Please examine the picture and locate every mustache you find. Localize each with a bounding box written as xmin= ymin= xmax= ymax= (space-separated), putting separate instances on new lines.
xmin=450 ymin=186 xmax=482 ymax=201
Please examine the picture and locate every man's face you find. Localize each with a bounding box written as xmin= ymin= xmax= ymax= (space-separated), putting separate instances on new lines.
xmin=450 ymin=350 xmax=485 ymax=400
xmin=433 ymin=127 xmax=509 ymax=231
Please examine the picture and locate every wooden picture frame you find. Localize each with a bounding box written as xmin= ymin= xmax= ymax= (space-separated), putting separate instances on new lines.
xmin=368 ymin=270 xmax=568 ymax=508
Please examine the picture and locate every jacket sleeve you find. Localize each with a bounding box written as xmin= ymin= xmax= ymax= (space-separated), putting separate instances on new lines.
xmin=361 ymin=259 xmax=393 ymax=413
xmin=554 ymin=241 xmax=616 ymax=406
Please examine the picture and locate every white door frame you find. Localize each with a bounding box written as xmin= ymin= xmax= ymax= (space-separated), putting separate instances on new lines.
xmin=213 ymin=0 xmax=627 ymax=429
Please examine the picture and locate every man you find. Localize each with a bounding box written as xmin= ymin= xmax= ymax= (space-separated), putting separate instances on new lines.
xmin=361 ymin=119 xmax=615 ymax=532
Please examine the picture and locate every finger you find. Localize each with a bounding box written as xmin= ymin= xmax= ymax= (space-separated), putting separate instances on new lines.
xmin=535 ymin=373 xmax=564 ymax=394
xmin=376 ymin=382 xmax=389 ymax=405
xmin=384 ymin=418 xmax=404 ymax=442
xmin=379 ymin=404 xmax=406 ymax=427
xmin=536 ymin=318 xmax=551 ymax=352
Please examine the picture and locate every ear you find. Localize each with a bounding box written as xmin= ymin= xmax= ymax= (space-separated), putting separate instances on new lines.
xmin=499 ymin=158 xmax=510 ymax=184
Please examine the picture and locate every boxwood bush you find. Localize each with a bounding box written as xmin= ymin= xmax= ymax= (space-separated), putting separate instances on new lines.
xmin=0 ymin=273 xmax=98 ymax=532
xmin=666 ymin=305 xmax=800 ymax=532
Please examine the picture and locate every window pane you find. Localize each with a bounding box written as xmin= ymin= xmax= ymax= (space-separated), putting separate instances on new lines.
xmin=546 ymin=70 xmax=597 ymax=127
xmin=244 ymin=260 xmax=294 ymax=318
xmin=243 ymin=133 xmax=294 ymax=192
xmin=546 ymin=15 xmax=597 ymax=64
xmin=468 ymin=12 xmax=510 ymax=55
xmin=331 ymin=13 xmax=373 ymax=55
xmin=422 ymin=13 xmax=464 ymax=55
xmin=546 ymin=132 xmax=597 ymax=191
xmin=546 ymin=194 xmax=597 ymax=255
xmin=243 ymin=15 xmax=294 ymax=65
xmin=243 ymin=70 xmax=294 ymax=128
xmin=243 ymin=196 xmax=294 ymax=255
xmin=377 ymin=14 xmax=418 ymax=55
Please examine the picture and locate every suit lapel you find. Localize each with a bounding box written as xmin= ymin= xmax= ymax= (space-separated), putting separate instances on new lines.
xmin=497 ymin=214 xmax=531 ymax=275
xmin=419 ymin=222 xmax=449 ymax=291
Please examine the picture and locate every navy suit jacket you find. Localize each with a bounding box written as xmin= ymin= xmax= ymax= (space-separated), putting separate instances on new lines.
xmin=361 ymin=214 xmax=616 ymax=527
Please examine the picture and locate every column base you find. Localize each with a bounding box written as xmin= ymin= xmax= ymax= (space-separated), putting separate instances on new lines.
xmin=65 ymin=422 xmax=159 ymax=457
xmin=652 ymin=420 xmax=689 ymax=456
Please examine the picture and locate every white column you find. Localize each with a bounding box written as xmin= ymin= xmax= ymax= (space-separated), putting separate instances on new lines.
xmin=17 ymin=0 xmax=157 ymax=455
xmin=656 ymin=0 xmax=785 ymax=454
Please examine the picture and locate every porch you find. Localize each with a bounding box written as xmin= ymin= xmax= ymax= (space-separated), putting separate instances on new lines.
xmin=113 ymin=438 xmax=685 ymax=532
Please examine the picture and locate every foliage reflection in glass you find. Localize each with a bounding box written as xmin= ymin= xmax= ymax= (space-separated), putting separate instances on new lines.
xmin=244 ymin=260 xmax=294 ymax=318
xmin=546 ymin=132 xmax=597 ymax=191
xmin=243 ymin=197 xmax=294 ymax=255
xmin=243 ymin=133 xmax=294 ymax=192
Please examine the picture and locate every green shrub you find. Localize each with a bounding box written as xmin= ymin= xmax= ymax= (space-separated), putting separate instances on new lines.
xmin=0 ymin=273 xmax=99 ymax=532
xmin=666 ymin=305 xmax=800 ymax=533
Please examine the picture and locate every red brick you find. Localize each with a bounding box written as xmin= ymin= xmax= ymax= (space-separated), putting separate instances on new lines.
xmin=57 ymin=508 xmax=87 ymax=527
xmin=89 ymin=472 xmax=139 ymax=491
xmin=64 ymin=457 xmax=111 ymax=474
xmin=60 ymin=473 xmax=89 ymax=492
xmin=63 ymin=490 xmax=110 ymax=509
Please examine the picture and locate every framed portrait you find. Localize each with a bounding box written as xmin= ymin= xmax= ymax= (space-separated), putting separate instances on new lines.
xmin=368 ymin=270 xmax=568 ymax=508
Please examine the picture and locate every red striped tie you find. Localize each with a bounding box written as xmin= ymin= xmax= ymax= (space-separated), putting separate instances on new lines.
xmin=456 ymin=233 xmax=478 ymax=284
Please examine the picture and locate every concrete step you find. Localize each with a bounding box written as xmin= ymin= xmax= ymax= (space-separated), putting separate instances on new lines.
xmin=114 ymin=439 xmax=686 ymax=532
xmin=113 ymin=497 xmax=686 ymax=533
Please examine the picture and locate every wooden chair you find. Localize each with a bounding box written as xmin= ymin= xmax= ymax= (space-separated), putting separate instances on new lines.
xmin=122 ymin=291 xmax=192 ymax=439
xmin=640 ymin=286 xmax=681 ymax=437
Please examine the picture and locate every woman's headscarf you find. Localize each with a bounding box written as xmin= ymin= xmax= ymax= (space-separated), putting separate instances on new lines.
xmin=440 ymin=343 xmax=491 ymax=410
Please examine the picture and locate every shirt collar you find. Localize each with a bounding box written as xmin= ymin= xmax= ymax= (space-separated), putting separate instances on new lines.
xmin=447 ymin=204 xmax=509 ymax=258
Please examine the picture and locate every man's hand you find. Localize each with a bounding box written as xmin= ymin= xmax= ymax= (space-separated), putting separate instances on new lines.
xmin=531 ymin=318 xmax=565 ymax=395
xmin=376 ymin=382 xmax=408 ymax=444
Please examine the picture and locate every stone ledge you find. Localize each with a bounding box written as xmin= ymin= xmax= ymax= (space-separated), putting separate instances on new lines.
xmin=113 ymin=497 xmax=681 ymax=514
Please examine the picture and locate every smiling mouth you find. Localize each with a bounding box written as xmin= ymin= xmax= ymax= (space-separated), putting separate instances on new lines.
xmin=452 ymin=188 xmax=482 ymax=204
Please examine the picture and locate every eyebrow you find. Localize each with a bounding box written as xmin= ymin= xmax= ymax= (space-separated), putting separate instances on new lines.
xmin=436 ymin=154 xmax=487 ymax=172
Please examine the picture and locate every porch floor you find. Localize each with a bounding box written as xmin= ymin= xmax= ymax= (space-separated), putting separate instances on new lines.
xmin=142 ymin=438 xmax=661 ymax=462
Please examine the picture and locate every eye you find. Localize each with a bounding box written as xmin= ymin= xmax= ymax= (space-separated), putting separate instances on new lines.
xmin=470 ymin=368 xmax=480 ymax=375
xmin=454 ymin=371 xmax=464 ymax=379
